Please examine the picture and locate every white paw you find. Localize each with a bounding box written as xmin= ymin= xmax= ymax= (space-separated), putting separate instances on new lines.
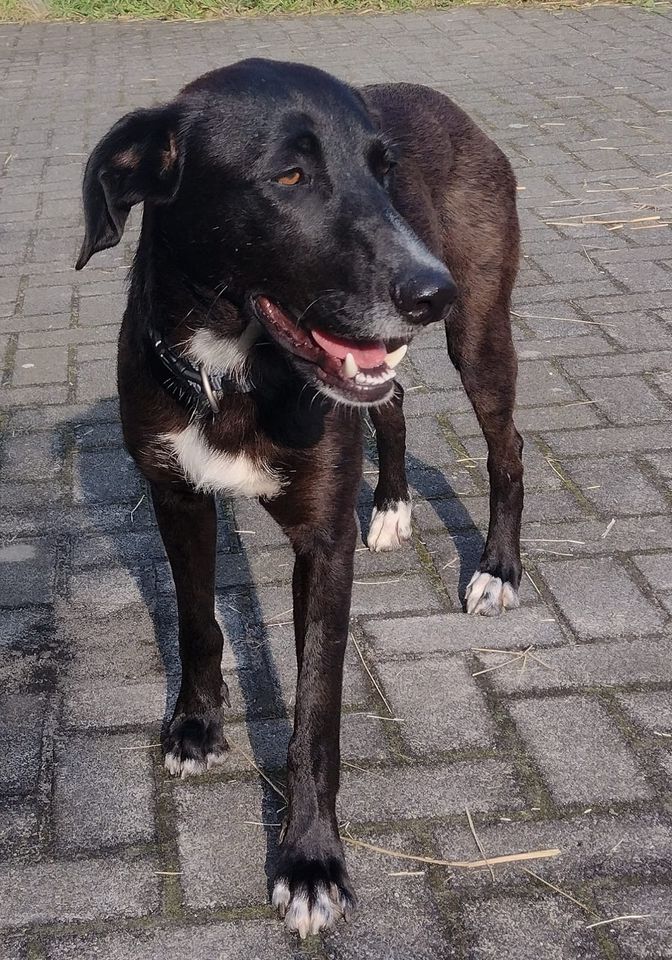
xmin=367 ymin=499 xmax=412 ymax=552
xmin=272 ymin=879 xmax=350 ymax=938
xmin=164 ymin=747 xmax=227 ymax=779
xmin=465 ymin=571 xmax=520 ymax=617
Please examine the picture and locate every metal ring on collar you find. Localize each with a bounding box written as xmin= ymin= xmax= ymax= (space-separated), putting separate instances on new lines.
xmin=199 ymin=365 xmax=220 ymax=414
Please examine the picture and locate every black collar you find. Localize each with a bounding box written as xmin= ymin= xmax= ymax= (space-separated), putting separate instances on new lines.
xmin=147 ymin=325 xmax=252 ymax=415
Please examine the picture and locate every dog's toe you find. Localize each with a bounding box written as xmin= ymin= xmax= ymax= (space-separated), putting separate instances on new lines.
xmin=273 ymin=877 xmax=353 ymax=938
xmin=163 ymin=710 xmax=228 ymax=778
xmin=272 ymin=850 xmax=355 ymax=938
xmin=465 ymin=571 xmax=520 ymax=616
xmin=367 ymin=499 xmax=412 ymax=552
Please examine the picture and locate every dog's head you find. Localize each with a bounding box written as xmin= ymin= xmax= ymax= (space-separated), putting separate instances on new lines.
xmin=77 ymin=58 xmax=456 ymax=406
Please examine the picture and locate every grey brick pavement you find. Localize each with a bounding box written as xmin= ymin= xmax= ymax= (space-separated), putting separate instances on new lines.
xmin=1 ymin=5 xmax=672 ymax=958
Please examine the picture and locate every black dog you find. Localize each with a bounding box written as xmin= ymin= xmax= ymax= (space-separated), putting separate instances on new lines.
xmin=76 ymin=58 xmax=523 ymax=937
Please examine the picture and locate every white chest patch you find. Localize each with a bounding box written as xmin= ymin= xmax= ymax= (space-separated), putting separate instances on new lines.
xmin=160 ymin=424 xmax=283 ymax=499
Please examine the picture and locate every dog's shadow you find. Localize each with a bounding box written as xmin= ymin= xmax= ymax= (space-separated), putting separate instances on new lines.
xmin=70 ymin=401 xmax=481 ymax=896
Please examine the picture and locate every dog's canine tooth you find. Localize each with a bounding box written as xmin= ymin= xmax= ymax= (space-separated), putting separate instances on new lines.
xmin=385 ymin=343 xmax=407 ymax=368
xmin=343 ymin=352 xmax=358 ymax=378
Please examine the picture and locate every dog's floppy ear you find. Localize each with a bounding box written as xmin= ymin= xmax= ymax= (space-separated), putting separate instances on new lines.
xmin=76 ymin=105 xmax=183 ymax=270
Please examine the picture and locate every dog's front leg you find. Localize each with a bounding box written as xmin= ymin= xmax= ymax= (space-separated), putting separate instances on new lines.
xmin=271 ymin=520 xmax=357 ymax=937
xmin=151 ymin=484 xmax=229 ymax=776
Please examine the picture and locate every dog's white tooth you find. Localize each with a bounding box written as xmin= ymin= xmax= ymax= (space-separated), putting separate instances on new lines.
xmin=385 ymin=343 xmax=408 ymax=368
xmin=343 ymin=352 xmax=359 ymax=378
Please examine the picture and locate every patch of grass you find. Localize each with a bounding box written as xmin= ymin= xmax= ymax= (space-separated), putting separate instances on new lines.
xmin=1 ymin=0 xmax=668 ymax=24
xmin=0 ymin=0 xmax=440 ymax=21
xmin=0 ymin=0 xmax=611 ymax=24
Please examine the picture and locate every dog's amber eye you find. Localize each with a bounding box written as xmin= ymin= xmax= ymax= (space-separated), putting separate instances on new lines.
xmin=275 ymin=168 xmax=303 ymax=186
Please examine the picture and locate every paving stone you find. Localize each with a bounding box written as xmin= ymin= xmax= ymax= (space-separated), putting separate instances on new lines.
xmin=256 ymin=576 xmax=444 ymax=624
xmin=217 ymin=713 xmax=387 ymax=771
xmin=72 ymin=448 xmax=143 ymax=504
xmin=617 ymin=690 xmax=672 ymax=737
xmin=1 ymin=432 xmax=63 ymax=482
xmin=219 ymin=622 xmax=371 ymax=717
xmin=0 ymin=859 xmax=158 ymax=927
xmin=68 ymin=565 xmax=153 ymax=615
xmin=54 ymin=733 xmax=155 ymax=850
xmin=565 ymin=455 xmax=669 ymax=515
xmin=363 ymin=608 xmax=565 ymax=658
xmin=461 ymin=896 xmax=600 ymax=960
xmin=65 ymin=609 xmax=164 ymax=682
xmin=414 ymin=490 xmax=585 ymax=532
xmin=0 ymin=538 xmax=55 ymax=606
xmin=537 ymin=558 xmax=665 ymax=639
xmin=0 ymin=694 xmax=47 ymax=795
xmin=78 ymin=293 xmax=127 ymax=327
xmin=76 ymin=358 xmax=118 ymax=402
xmin=44 ymin=924 xmax=309 ymax=960
xmin=544 ymin=423 xmax=672 ymax=456
xmin=509 ymin=695 xmax=650 ymax=805
xmin=0 ymin=799 xmax=39 ymax=860
xmin=578 ymin=375 xmax=669 ymax=425
xmin=20 ymin=284 xmax=72 ymax=318
xmin=63 ymin=679 xmax=167 ymax=729
xmin=476 ymin=637 xmax=672 ymax=694
xmin=0 ymin=607 xmax=53 ymax=651
xmin=0 ymin=938 xmax=24 ymax=960
xmin=324 ymin=831 xmax=449 ymax=960
xmin=175 ymin=780 xmax=281 ymax=909
xmin=339 ymin=760 xmax=523 ymax=821
xmin=592 ymin=885 xmax=672 ymax=959
xmin=376 ymin=658 xmax=494 ymax=753
xmin=631 ymin=552 xmax=672 ymax=615
xmin=12 ymin=346 xmax=68 ymax=387
xmin=434 ymin=812 xmax=672 ymax=895
xmin=517 ymin=516 xmax=672 ymax=557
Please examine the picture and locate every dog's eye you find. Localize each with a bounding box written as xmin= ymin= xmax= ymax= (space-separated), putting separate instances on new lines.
xmin=275 ymin=168 xmax=304 ymax=186
xmin=380 ymin=158 xmax=396 ymax=179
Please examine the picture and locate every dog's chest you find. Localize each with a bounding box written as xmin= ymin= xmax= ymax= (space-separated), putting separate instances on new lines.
xmin=160 ymin=424 xmax=283 ymax=499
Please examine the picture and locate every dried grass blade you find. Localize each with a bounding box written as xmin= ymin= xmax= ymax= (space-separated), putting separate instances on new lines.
xmin=521 ymin=868 xmax=599 ymax=918
xmin=351 ymin=633 xmax=393 ymax=715
xmin=466 ymin=806 xmax=495 ymax=880
xmin=344 ymin=835 xmax=561 ymax=870
xmin=586 ymin=914 xmax=652 ymax=929
xmin=229 ymin=743 xmax=287 ymax=801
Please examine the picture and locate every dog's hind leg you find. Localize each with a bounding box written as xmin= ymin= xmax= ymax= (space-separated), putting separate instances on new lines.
xmin=367 ymin=382 xmax=412 ymax=552
xmin=446 ymin=300 xmax=524 ymax=616
xmin=151 ymin=484 xmax=229 ymax=776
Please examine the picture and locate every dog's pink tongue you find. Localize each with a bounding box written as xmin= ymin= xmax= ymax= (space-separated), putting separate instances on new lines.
xmin=311 ymin=329 xmax=387 ymax=368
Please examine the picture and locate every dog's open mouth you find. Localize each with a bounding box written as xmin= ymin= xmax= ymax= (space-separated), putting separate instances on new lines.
xmin=254 ymin=295 xmax=406 ymax=403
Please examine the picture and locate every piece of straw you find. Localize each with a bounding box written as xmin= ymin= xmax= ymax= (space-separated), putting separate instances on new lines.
xmin=351 ymin=633 xmax=393 ymax=715
xmin=344 ymin=835 xmax=560 ymax=871
xmin=586 ymin=914 xmax=652 ymax=929
xmin=521 ymin=868 xmax=599 ymax=918
xmin=466 ymin=806 xmax=495 ymax=881
xmin=229 ymin=743 xmax=287 ymax=801
xmin=601 ymin=518 xmax=616 ymax=539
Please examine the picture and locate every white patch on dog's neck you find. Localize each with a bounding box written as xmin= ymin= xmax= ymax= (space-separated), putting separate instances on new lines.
xmin=160 ymin=424 xmax=283 ymax=499
xmin=185 ymin=321 xmax=260 ymax=376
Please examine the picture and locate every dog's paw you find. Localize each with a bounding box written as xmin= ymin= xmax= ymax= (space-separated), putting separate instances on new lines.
xmin=367 ymin=499 xmax=412 ymax=552
xmin=164 ymin=709 xmax=228 ymax=778
xmin=465 ymin=571 xmax=520 ymax=617
xmin=272 ymin=856 xmax=356 ymax=938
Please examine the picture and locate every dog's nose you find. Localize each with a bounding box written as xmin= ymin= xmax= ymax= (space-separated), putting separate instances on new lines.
xmin=391 ymin=268 xmax=457 ymax=325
